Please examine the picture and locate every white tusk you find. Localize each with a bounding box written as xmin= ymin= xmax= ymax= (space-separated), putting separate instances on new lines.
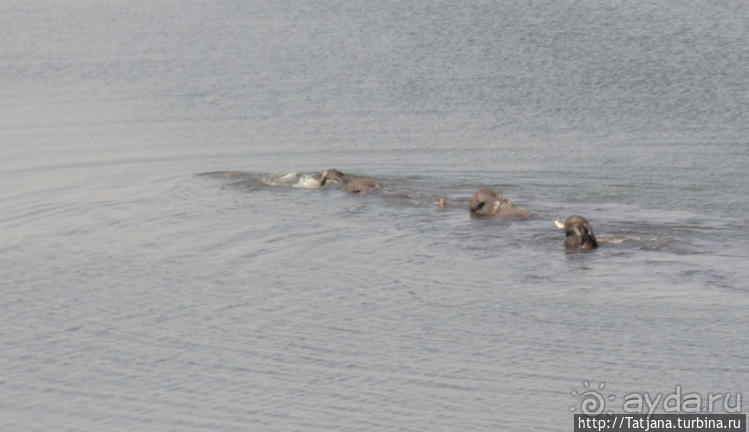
xmin=554 ymin=220 xmax=565 ymax=230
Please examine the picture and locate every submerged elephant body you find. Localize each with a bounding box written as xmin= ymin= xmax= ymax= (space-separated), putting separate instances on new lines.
xmin=345 ymin=178 xmax=378 ymax=195
xmin=298 ymin=169 xmax=378 ymax=195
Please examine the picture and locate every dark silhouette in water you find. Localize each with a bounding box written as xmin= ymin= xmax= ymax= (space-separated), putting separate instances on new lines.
xmin=469 ymin=188 xmax=530 ymax=218
xmin=555 ymin=215 xmax=599 ymax=250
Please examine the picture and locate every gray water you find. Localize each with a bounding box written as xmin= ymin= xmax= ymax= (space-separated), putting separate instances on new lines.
xmin=2 ymin=1 xmax=748 ymax=431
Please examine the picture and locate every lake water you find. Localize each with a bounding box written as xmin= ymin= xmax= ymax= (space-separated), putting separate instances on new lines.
xmin=1 ymin=1 xmax=748 ymax=430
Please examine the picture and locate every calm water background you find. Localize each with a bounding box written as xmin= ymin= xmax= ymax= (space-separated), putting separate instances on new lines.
xmin=1 ymin=1 xmax=748 ymax=430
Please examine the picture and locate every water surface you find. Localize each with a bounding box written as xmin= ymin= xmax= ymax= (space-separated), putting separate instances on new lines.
xmin=1 ymin=1 xmax=748 ymax=430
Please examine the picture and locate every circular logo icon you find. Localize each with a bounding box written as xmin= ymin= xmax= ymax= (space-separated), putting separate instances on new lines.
xmin=579 ymin=389 xmax=606 ymax=415
xmin=570 ymin=380 xmax=616 ymax=416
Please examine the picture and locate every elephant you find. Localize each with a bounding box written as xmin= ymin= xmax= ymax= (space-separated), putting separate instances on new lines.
xmin=317 ymin=169 xmax=345 ymax=186
xmin=469 ymin=188 xmax=530 ymax=218
xmin=554 ymin=215 xmax=599 ymax=250
xmin=345 ymin=178 xmax=378 ymax=195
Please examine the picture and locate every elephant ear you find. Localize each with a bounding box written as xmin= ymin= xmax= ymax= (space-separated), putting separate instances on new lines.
xmin=471 ymin=200 xmax=484 ymax=211
xmin=583 ymin=223 xmax=598 ymax=248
